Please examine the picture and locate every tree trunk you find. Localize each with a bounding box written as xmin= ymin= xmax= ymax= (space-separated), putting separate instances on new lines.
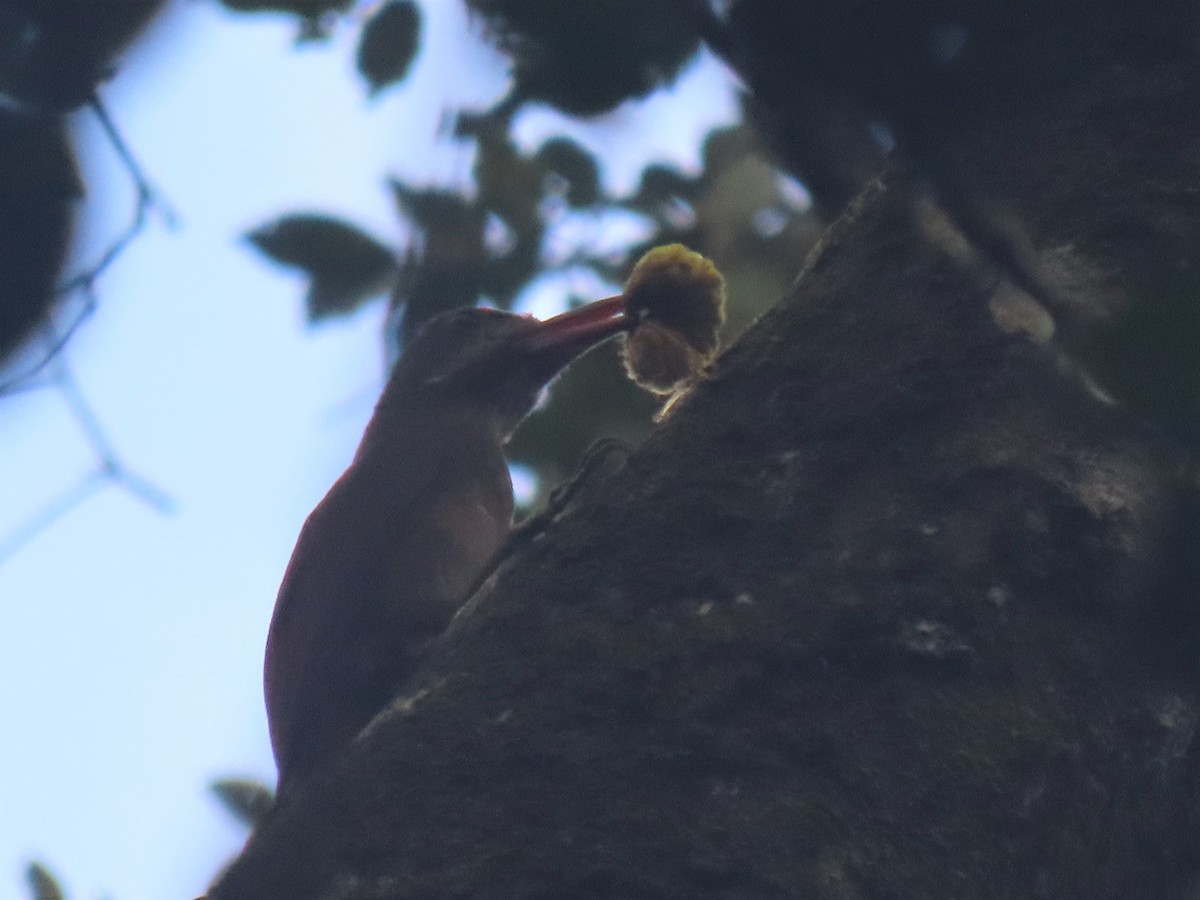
xmin=210 ymin=12 xmax=1200 ymax=899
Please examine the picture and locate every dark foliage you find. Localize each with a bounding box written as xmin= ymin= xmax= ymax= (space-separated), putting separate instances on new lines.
xmin=357 ymin=0 xmax=421 ymax=97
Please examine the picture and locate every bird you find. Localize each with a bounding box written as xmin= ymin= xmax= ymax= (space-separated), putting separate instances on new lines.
xmin=264 ymin=296 xmax=629 ymax=798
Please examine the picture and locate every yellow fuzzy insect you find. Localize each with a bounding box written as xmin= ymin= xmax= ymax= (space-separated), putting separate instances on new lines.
xmin=619 ymin=244 xmax=726 ymax=395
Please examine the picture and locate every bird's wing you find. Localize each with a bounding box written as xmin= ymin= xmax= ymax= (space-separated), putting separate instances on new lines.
xmin=262 ymin=424 xmax=512 ymax=793
xmin=264 ymin=468 xmax=397 ymax=788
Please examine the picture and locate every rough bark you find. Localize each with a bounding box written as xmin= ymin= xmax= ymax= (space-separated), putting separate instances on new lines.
xmin=211 ymin=7 xmax=1200 ymax=899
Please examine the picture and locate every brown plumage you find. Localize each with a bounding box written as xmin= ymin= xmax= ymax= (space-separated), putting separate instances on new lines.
xmin=619 ymin=244 xmax=726 ymax=395
xmin=265 ymin=298 xmax=628 ymax=797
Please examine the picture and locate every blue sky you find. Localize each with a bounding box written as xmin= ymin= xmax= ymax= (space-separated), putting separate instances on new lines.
xmin=0 ymin=3 xmax=736 ymax=897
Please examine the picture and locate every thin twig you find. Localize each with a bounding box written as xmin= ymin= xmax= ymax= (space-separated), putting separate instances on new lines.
xmin=52 ymin=356 xmax=121 ymax=463
xmin=88 ymin=94 xmax=179 ymax=228
xmin=0 ymin=357 xmax=177 ymax=564
xmin=0 ymin=95 xmax=179 ymax=393
xmin=114 ymin=466 xmax=176 ymax=515
xmin=0 ymin=470 xmax=107 ymax=564
xmin=0 ymin=94 xmax=180 ymax=564
xmin=54 ymin=357 xmax=176 ymax=512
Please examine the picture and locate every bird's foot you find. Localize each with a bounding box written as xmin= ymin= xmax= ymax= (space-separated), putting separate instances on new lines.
xmin=542 ymin=436 xmax=632 ymax=522
xmin=458 ymin=438 xmax=632 ymax=607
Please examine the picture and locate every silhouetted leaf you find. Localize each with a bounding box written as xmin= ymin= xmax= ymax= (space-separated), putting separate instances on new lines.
xmin=246 ymin=214 xmax=398 ymax=322
xmin=357 ymin=0 xmax=421 ymax=97
xmin=473 ymin=123 xmax=543 ymax=239
xmin=218 ymin=0 xmax=353 ymax=40
xmin=211 ymin=778 xmax=276 ymax=829
xmin=535 ymin=138 xmax=599 ymax=207
xmin=467 ymin=0 xmax=700 ymax=115
xmin=391 ymin=181 xmax=482 ymax=234
xmin=699 ymin=125 xmax=760 ymax=182
xmin=24 ymin=861 xmax=65 ymax=900
xmin=217 ymin=0 xmax=352 ymax=16
xmin=631 ymin=163 xmax=696 ymax=212
xmin=388 ymin=182 xmax=492 ymax=336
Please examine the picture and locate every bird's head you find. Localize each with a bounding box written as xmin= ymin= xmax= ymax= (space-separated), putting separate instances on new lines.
xmin=391 ymin=297 xmax=629 ymax=437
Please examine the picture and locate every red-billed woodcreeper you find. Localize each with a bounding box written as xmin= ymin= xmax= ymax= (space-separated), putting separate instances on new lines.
xmin=264 ymin=297 xmax=628 ymax=796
